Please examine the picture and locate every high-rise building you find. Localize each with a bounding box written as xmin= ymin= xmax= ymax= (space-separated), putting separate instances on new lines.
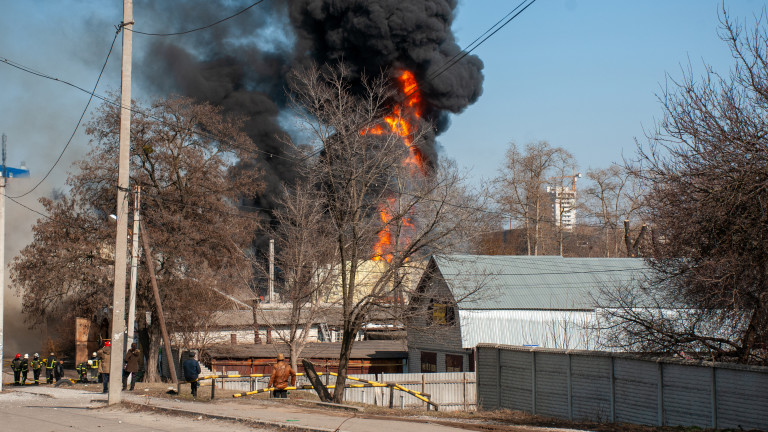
xmin=547 ymin=185 xmax=577 ymax=231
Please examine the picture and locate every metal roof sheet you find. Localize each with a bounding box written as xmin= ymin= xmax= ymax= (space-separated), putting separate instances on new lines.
xmin=433 ymin=254 xmax=651 ymax=310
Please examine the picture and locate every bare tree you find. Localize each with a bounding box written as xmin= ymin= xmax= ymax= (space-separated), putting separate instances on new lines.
xmin=286 ymin=62 xmax=487 ymax=402
xmin=495 ymin=141 xmax=571 ymax=255
xmin=257 ymin=180 xmax=340 ymax=371
xmin=582 ymin=166 xmax=643 ymax=257
xmin=604 ymin=11 xmax=768 ymax=364
xmin=546 ymin=149 xmax=578 ymax=256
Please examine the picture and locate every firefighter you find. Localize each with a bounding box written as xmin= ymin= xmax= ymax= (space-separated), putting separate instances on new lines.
xmin=89 ymin=352 xmax=100 ymax=382
xmin=20 ymin=354 xmax=30 ymax=385
xmin=43 ymin=352 xmax=57 ymax=384
xmin=76 ymin=361 xmax=89 ymax=383
xmin=31 ymin=353 xmax=42 ymax=385
xmin=10 ymin=353 xmax=22 ymax=386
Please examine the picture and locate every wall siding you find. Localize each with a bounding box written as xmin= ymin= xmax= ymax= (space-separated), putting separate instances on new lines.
xmin=476 ymin=345 xmax=768 ymax=431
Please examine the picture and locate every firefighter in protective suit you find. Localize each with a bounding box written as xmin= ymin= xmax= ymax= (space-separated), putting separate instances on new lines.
xmin=20 ymin=354 xmax=30 ymax=385
xmin=31 ymin=353 xmax=42 ymax=385
xmin=89 ymin=352 xmax=100 ymax=381
xmin=76 ymin=361 xmax=89 ymax=383
xmin=43 ymin=353 xmax=57 ymax=384
xmin=10 ymin=353 xmax=22 ymax=386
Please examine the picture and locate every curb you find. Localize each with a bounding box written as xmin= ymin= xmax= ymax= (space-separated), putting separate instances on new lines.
xmin=123 ymin=401 xmax=336 ymax=432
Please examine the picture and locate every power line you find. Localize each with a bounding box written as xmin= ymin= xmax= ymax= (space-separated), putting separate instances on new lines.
xmin=0 ymin=56 xmax=308 ymax=165
xmin=127 ymin=0 xmax=267 ymax=36
xmin=2 ymin=29 xmax=121 ymax=199
xmin=427 ymin=0 xmax=535 ymax=83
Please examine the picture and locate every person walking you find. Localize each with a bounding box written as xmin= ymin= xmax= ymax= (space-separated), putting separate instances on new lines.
xmin=182 ymin=352 xmax=201 ymax=399
xmin=10 ymin=353 xmax=22 ymax=386
xmin=267 ymin=353 xmax=296 ymax=399
xmin=31 ymin=353 xmax=42 ymax=385
xmin=96 ymin=340 xmax=111 ymax=393
xmin=122 ymin=343 xmax=140 ymax=391
xmin=20 ymin=354 xmax=29 ymax=386
xmin=43 ymin=353 xmax=57 ymax=384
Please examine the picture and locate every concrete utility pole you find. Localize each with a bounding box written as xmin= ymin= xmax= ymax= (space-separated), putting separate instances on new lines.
xmin=127 ymin=186 xmax=141 ymax=345
xmin=269 ymin=239 xmax=275 ymax=303
xmin=0 ymin=134 xmax=30 ymax=394
xmin=108 ymin=0 xmax=133 ymax=405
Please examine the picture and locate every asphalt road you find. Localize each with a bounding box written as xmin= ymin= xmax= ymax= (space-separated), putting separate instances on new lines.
xmin=0 ymin=388 xmax=275 ymax=431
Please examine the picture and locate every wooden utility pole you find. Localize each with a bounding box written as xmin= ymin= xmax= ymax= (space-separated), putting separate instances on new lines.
xmin=108 ymin=0 xmax=133 ymax=406
xmin=140 ymin=221 xmax=179 ymax=387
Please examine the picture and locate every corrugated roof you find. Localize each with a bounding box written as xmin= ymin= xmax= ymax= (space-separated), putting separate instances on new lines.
xmin=432 ymin=254 xmax=651 ymax=310
xmin=207 ymin=340 xmax=407 ymax=360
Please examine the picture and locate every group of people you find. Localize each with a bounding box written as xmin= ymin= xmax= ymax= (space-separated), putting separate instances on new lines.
xmin=9 ymin=352 xmax=63 ymax=386
xmin=89 ymin=340 xmax=141 ymax=393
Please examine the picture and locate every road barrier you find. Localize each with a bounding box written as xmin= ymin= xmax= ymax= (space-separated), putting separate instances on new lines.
xmin=191 ymin=371 xmax=438 ymax=410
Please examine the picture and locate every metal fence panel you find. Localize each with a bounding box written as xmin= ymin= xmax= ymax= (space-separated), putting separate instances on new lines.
xmin=661 ymin=363 xmax=712 ymax=427
xmin=614 ymin=358 xmax=659 ymax=425
xmin=570 ymin=355 xmax=611 ymax=422
xmin=477 ymin=346 xmax=499 ymax=409
xmin=534 ymin=353 xmax=568 ymax=418
xmin=716 ymin=368 xmax=768 ymax=430
xmin=499 ymin=349 xmax=532 ymax=411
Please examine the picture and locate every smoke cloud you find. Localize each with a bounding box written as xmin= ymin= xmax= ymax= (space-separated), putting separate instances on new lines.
xmin=134 ymin=0 xmax=483 ymax=214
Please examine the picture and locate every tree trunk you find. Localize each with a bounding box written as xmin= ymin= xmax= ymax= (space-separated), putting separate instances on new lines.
xmin=332 ymin=328 xmax=356 ymax=403
xmin=146 ymin=324 xmax=162 ymax=382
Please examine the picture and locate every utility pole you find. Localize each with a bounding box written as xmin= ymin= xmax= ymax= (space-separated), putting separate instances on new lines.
xmin=269 ymin=239 xmax=274 ymax=303
xmin=0 ymin=134 xmax=29 ymax=394
xmin=127 ymin=187 xmax=140 ymax=343
xmin=108 ymin=0 xmax=133 ymax=405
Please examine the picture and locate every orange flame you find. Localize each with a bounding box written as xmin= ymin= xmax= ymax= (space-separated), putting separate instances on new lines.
xmin=365 ymin=70 xmax=425 ymax=262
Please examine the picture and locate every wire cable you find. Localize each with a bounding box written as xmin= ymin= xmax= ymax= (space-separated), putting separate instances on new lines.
xmin=3 ymin=29 xmax=121 ymax=199
xmin=127 ymin=0 xmax=267 ymax=36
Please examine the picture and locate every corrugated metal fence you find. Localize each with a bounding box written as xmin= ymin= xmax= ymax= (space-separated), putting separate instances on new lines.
xmin=211 ymin=371 xmax=476 ymax=411
xmin=476 ymin=344 xmax=768 ymax=430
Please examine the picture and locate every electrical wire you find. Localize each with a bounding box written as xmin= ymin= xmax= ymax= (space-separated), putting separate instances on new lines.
xmin=427 ymin=0 xmax=535 ymax=83
xmin=127 ymin=0 xmax=267 ymax=36
xmin=2 ymin=29 xmax=121 ymax=199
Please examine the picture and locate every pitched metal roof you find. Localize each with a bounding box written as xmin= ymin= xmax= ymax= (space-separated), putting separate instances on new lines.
xmin=206 ymin=340 xmax=407 ymax=360
xmin=432 ymin=254 xmax=651 ymax=310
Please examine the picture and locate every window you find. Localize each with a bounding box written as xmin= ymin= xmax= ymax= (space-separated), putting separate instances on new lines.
xmin=431 ymin=302 xmax=456 ymax=326
xmin=420 ymin=351 xmax=437 ymax=373
xmin=446 ymin=354 xmax=463 ymax=372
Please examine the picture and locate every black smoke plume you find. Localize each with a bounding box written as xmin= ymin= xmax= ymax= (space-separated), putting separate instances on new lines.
xmin=135 ymin=0 xmax=483 ymax=226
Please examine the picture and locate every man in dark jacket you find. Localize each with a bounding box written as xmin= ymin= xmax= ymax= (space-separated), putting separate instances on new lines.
xmin=267 ymin=353 xmax=296 ymax=399
xmin=182 ymin=352 xmax=201 ymax=399
xmin=43 ymin=353 xmax=57 ymax=384
xmin=10 ymin=353 xmax=22 ymax=386
xmin=122 ymin=343 xmax=140 ymax=391
xmin=31 ymin=353 xmax=42 ymax=385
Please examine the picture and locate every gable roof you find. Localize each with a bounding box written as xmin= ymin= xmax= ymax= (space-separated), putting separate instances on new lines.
xmin=430 ymin=254 xmax=651 ymax=310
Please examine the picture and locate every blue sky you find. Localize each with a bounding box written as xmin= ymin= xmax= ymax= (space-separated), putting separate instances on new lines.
xmin=0 ymin=0 xmax=766 ymax=351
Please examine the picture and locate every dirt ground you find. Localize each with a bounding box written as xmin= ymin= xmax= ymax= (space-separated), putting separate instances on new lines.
xmin=55 ymin=380 xmax=745 ymax=432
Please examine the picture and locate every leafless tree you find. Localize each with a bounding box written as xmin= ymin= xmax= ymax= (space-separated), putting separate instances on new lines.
xmin=286 ymin=62 xmax=488 ymax=402
xmin=604 ymin=11 xmax=768 ymax=364
xmin=581 ymin=166 xmax=643 ymax=257
xmin=495 ymin=141 xmax=572 ymax=255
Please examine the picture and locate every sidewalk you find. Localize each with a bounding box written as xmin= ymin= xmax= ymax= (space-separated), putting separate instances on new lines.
xmin=13 ymin=385 xmax=469 ymax=432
